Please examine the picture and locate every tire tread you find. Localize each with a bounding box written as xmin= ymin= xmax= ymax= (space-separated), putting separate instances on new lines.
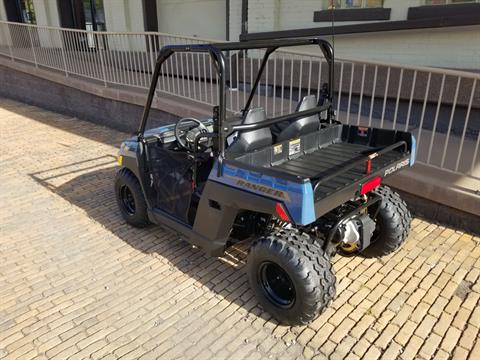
xmin=248 ymin=228 xmax=336 ymax=325
xmin=115 ymin=168 xmax=149 ymax=228
xmin=363 ymin=185 xmax=411 ymax=257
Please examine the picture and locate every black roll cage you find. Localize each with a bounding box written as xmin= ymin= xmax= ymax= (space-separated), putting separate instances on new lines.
xmin=138 ymin=37 xmax=335 ymax=162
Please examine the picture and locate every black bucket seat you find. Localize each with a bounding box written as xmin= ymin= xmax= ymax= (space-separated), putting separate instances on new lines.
xmin=271 ymin=95 xmax=320 ymax=142
xmin=227 ymin=107 xmax=272 ymax=153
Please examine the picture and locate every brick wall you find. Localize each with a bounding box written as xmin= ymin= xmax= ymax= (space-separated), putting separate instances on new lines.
xmin=229 ymin=0 xmax=242 ymax=41
xmin=247 ymin=0 xmax=279 ymax=33
xmin=0 ymin=65 xmax=178 ymax=133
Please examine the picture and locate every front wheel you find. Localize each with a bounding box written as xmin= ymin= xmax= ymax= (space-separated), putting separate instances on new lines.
xmin=247 ymin=228 xmax=336 ymax=325
xmin=362 ymin=186 xmax=411 ymax=257
xmin=114 ymin=168 xmax=149 ymax=228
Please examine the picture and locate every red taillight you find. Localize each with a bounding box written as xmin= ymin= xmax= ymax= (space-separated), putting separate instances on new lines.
xmin=360 ymin=176 xmax=382 ymax=195
xmin=275 ymin=203 xmax=290 ymax=222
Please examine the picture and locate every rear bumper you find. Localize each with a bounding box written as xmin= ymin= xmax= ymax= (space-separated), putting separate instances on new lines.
xmin=312 ymin=154 xmax=411 ymax=219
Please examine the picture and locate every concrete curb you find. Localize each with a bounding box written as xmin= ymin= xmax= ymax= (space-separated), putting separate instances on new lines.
xmin=385 ymin=163 xmax=480 ymax=217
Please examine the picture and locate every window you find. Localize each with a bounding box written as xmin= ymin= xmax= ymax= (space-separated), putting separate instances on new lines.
xmin=425 ymin=0 xmax=478 ymax=4
xmin=17 ymin=0 xmax=36 ymax=24
xmin=82 ymin=0 xmax=106 ymax=31
xmin=322 ymin=0 xmax=384 ymax=9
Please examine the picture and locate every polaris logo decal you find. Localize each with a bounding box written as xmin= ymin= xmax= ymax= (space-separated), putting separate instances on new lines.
xmin=384 ymin=159 xmax=410 ymax=176
xmin=235 ymin=179 xmax=290 ymax=201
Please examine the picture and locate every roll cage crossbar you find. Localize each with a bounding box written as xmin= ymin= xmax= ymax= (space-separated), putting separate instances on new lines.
xmin=138 ymin=37 xmax=335 ymax=161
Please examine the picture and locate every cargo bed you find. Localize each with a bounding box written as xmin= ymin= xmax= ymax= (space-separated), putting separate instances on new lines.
xmin=270 ymin=142 xmax=405 ymax=201
xmin=227 ymin=124 xmax=413 ymax=205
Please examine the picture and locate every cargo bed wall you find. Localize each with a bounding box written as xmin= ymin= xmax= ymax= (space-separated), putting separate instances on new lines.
xmin=231 ymin=125 xmax=412 ymax=172
xmin=228 ymin=124 xmax=412 ymax=204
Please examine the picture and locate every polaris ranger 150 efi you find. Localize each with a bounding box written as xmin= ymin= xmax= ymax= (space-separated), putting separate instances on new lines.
xmin=115 ymin=37 xmax=415 ymax=325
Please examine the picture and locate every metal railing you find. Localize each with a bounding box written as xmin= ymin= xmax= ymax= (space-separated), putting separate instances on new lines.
xmin=0 ymin=21 xmax=478 ymax=179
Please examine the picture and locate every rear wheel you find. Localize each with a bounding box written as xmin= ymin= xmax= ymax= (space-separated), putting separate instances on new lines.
xmin=115 ymin=168 xmax=149 ymax=227
xmin=247 ymin=228 xmax=336 ymax=325
xmin=363 ymin=186 xmax=411 ymax=257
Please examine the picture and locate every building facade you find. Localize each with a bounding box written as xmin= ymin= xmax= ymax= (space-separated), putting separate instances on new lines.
xmin=0 ymin=0 xmax=479 ymax=69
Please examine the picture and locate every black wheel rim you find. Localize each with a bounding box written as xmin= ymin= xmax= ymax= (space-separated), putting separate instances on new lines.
xmin=120 ymin=185 xmax=136 ymax=215
xmin=259 ymin=262 xmax=295 ymax=308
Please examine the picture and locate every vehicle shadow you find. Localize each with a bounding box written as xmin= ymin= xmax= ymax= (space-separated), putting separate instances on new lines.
xmin=29 ymin=156 xmax=275 ymax=325
xmin=4 ymin=97 xmax=279 ymax=327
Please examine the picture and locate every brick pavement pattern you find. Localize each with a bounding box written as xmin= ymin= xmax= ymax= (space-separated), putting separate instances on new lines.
xmin=1 ymin=97 xmax=480 ymax=360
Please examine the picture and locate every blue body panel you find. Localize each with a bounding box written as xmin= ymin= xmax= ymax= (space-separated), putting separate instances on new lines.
xmin=208 ymin=130 xmax=416 ymax=226
xmin=209 ymin=162 xmax=316 ymax=225
xmin=410 ymin=135 xmax=417 ymax=166
xmin=120 ymin=122 xmax=416 ymax=227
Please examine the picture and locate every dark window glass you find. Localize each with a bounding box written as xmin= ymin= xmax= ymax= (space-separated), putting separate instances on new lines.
xmin=17 ymin=0 xmax=36 ymax=24
xmin=322 ymin=0 xmax=384 ymax=9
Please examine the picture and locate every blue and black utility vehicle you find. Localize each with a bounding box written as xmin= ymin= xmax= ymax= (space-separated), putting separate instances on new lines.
xmin=115 ymin=37 xmax=415 ymax=325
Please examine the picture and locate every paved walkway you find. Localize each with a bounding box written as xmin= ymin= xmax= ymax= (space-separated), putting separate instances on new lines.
xmin=0 ymin=97 xmax=479 ymax=360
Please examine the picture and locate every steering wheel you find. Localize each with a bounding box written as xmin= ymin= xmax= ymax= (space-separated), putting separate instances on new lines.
xmin=174 ymin=117 xmax=209 ymax=151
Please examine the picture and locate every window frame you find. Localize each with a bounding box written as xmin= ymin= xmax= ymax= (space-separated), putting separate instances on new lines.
xmin=322 ymin=0 xmax=385 ymax=10
xmin=424 ymin=0 xmax=479 ymax=4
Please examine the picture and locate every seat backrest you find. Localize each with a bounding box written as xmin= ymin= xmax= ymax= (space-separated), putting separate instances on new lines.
xmin=227 ymin=108 xmax=272 ymax=153
xmin=276 ymin=95 xmax=320 ymax=142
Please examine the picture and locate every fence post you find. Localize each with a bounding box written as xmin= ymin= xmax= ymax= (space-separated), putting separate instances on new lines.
xmin=148 ymin=34 xmax=155 ymax=73
xmin=8 ymin=32 xmax=14 ymax=61
xmin=97 ymin=33 xmax=107 ymax=87
xmin=27 ymin=25 xmax=38 ymax=67
xmin=1 ymin=23 xmax=14 ymax=61
xmin=59 ymin=29 xmax=69 ymax=77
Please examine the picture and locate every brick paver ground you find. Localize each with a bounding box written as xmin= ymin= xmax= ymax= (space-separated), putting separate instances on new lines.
xmin=1 ymin=97 xmax=480 ymax=360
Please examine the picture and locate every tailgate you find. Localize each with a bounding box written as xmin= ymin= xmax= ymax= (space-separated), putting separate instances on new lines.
xmin=270 ymin=142 xmax=405 ymax=201
xmin=270 ymin=139 xmax=411 ymax=217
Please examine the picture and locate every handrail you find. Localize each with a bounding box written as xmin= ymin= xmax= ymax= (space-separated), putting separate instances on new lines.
xmin=1 ymin=20 xmax=477 ymax=79
xmin=0 ymin=20 xmax=216 ymax=41
xmin=276 ymin=49 xmax=480 ymax=80
xmin=0 ymin=20 xmax=477 ymax=179
xmin=335 ymin=57 xmax=480 ymax=80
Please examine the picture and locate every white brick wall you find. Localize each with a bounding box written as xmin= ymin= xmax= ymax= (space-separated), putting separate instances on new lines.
xmin=277 ymin=0 xmax=321 ymax=31
xmin=32 ymin=0 xmax=60 ymax=27
xmin=241 ymin=0 xmax=480 ymax=69
xmin=332 ymin=25 xmax=480 ymax=69
xmin=103 ymin=0 xmax=146 ymax=51
xmin=0 ymin=0 xmax=6 ymax=21
xmin=104 ymin=0 xmax=145 ymax=33
xmin=229 ymin=0 xmax=242 ymax=41
xmin=247 ymin=0 xmax=426 ymax=31
xmin=248 ymin=0 xmax=279 ymax=33
xmin=387 ymin=0 xmax=423 ymax=21
xmin=156 ymin=0 xmax=227 ymax=40
xmin=1 ymin=0 xmax=476 ymax=69
xmin=288 ymin=25 xmax=480 ymax=70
